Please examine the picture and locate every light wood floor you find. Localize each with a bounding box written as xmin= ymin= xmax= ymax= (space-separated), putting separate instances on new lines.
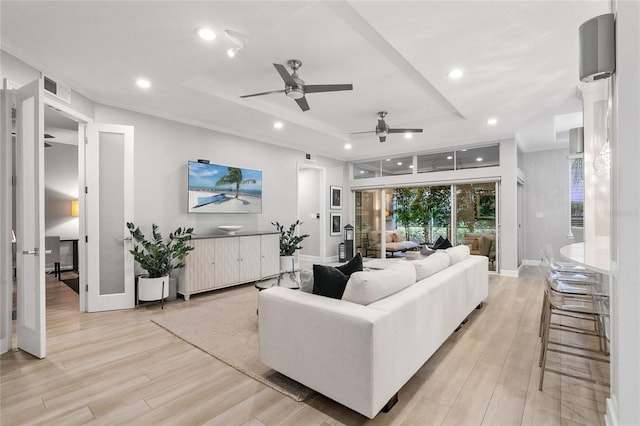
xmin=1 ymin=267 xmax=609 ymax=425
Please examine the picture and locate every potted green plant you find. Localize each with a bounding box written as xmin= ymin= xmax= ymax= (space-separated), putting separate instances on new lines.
xmin=272 ymin=220 xmax=309 ymax=272
xmin=127 ymin=222 xmax=195 ymax=304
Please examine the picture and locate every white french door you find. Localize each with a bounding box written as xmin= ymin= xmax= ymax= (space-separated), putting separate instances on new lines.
xmin=83 ymin=123 xmax=135 ymax=312
xmin=1 ymin=85 xmax=15 ymax=355
xmin=14 ymin=79 xmax=46 ymax=358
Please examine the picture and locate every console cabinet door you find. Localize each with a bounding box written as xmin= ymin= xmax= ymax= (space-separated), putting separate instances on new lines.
xmin=183 ymin=239 xmax=216 ymax=295
xmin=213 ymin=237 xmax=240 ymax=287
xmin=238 ymin=236 xmax=261 ymax=282
xmin=260 ymin=234 xmax=280 ymax=278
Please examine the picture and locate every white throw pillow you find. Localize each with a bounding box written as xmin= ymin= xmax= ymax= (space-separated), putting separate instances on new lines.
xmin=299 ymin=269 xmax=314 ymax=293
xmin=446 ymin=245 xmax=471 ymax=265
xmin=342 ymin=261 xmax=416 ymax=305
xmin=413 ymin=251 xmax=450 ymax=281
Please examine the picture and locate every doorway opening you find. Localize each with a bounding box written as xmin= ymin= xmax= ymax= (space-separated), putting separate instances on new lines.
xmin=297 ymin=164 xmax=325 ymax=264
xmin=43 ymin=106 xmax=80 ymax=296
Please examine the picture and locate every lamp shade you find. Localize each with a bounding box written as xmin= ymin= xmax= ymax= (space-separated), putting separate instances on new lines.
xmin=71 ymin=200 xmax=79 ymax=217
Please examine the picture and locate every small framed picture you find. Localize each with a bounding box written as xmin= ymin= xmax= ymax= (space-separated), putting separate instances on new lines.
xmin=330 ymin=185 xmax=342 ymax=210
xmin=330 ymin=212 xmax=342 ymax=236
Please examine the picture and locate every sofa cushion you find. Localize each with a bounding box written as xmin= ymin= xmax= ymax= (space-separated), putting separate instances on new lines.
xmin=385 ymin=232 xmax=394 ymax=243
xmin=413 ymin=251 xmax=450 ymax=281
xmin=391 ymin=230 xmax=403 ymax=242
xmin=369 ymin=231 xmax=381 ymax=244
xmin=446 ymin=245 xmax=470 ymax=265
xmin=337 ymin=253 xmax=363 ymax=277
xmin=312 ymin=265 xmax=348 ymax=299
xmin=342 ymin=261 xmax=416 ymax=305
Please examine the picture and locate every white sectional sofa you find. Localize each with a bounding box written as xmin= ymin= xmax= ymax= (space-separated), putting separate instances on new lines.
xmin=258 ymin=246 xmax=489 ymax=419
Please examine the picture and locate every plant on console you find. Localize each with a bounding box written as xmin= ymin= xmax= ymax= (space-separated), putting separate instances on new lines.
xmin=272 ymin=220 xmax=309 ymax=256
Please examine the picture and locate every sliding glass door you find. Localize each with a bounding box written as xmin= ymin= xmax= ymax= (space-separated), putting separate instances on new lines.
xmin=354 ymin=181 xmax=498 ymax=271
xmin=455 ymin=182 xmax=497 ymax=270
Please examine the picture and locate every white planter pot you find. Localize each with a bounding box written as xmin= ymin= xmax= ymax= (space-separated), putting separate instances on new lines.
xmin=138 ymin=275 xmax=169 ymax=305
xmin=280 ymin=256 xmax=295 ymax=272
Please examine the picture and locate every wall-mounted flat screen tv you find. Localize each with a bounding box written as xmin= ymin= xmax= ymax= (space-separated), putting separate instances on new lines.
xmin=188 ymin=161 xmax=262 ymax=213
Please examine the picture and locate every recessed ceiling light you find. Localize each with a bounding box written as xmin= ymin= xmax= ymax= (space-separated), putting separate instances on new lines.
xmin=359 ymin=170 xmax=365 ymax=174
xmin=476 ymin=157 xmax=483 ymax=162
xmin=273 ymin=121 xmax=283 ymax=129
xmin=409 ymin=165 xmax=414 ymax=169
xmin=227 ymin=48 xmax=238 ymax=58
xmin=448 ymin=68 xmax=463 ymax=79
xmin=404 ymin=133 xmax=413 ymax=139
xmin=386 ymin=158 xmax=391 ymax=161
xmin=397 ymin=162 xmax=402 ymax=166
xmin=487 ymin=117 xmax=498 ymax=125
xmin=196 ymin=27 xmax=216 ymax=41
xmin=344 ymin=143 xmax=352 ymax=150
xmin=447 ymin=155 xmax=453 ymax=160
xmin=136 ymin=79 xmax=151 ymax=89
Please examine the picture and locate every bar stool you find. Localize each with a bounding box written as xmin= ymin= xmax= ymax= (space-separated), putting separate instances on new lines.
xmin=542 ymin=244 xmax=592 ymax=274
xmin=538 ymin=274 xmax=609 ymax=390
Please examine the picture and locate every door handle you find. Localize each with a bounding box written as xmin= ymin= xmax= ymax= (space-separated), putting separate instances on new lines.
xmin=45 ymin=250 xmax=53 ymax=255
xmin=22 ymin=248 xmax=40 ymax=255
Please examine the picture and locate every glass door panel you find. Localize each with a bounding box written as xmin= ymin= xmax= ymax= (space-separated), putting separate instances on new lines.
xmin=455 ymin=182 xmax=497 ymax=270
xmin=355 ymin=190 xmax=383 ymax=258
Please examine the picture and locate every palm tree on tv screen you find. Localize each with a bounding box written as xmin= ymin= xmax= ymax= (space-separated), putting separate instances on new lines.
xmin=216 ymin=167 xmax=256 ymax=199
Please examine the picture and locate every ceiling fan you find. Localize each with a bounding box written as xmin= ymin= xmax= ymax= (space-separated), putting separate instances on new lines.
xmin=351 ymin=111 xmax=423 ymax=142
xmin=240 ymin=59 xmax=353 ymax=112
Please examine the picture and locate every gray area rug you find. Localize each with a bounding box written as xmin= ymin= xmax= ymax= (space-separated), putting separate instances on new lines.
xmin=151 ymin=289 xmax=315 ymax=402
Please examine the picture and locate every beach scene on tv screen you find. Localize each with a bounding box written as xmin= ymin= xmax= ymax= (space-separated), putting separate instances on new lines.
xmin=188 ymin=162 xmax=262 ymax=213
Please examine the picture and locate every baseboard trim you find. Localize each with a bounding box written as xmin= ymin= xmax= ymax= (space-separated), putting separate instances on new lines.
xmin=605 ymin=397 xmax=618 ymax=426
xmin=522 ymin=259 xmax=542 ymax=266
xmin=500 ymin=269 xmax=520 ymax=277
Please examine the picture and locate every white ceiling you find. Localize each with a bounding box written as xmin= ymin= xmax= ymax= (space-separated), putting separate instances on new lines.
xmin=1 ymin=1 xmax=608 ymax=161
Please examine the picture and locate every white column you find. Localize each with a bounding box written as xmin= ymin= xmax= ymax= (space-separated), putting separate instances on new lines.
xmin=579 ymin=79 xmax=610 ymax=259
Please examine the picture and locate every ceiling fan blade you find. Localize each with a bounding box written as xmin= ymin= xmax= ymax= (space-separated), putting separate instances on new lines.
xmin=303 ymin=84 xmax=353 ymax=93
xmin=295 ymin=96 xmax=310 ymax=112
xmin=379 ymin=136 xmax=387 ymax=143
xmin=388 ymin=128 xmax=423 ymax=133
xmin=240 ymin=89 xmax=286 ymax=98
xmin=273 ymin=63 xmax=298 ymax=87
xmin=349 ymin=130 xmax=376 ymax=135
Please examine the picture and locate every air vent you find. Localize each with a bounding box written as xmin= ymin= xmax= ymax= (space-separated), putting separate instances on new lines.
xmin=43 ymin=76 xmax=71 ymax=103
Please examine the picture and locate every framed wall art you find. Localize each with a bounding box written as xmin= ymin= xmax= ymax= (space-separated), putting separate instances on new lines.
xmin=330 ymin=212 xmax=342 ymax=236
xmin=330 ymin=185 xmax=342 ymax=210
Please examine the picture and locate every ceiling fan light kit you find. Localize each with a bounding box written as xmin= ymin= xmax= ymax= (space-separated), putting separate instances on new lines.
xmin=350 ymin=111 xmax=424 ymax=143
xmin=240 ymin=59 xmax=353 ymax=112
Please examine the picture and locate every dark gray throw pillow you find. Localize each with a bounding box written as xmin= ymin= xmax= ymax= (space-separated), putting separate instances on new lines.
xmin=433 ymin=236 xmax=445 ymax=248
xmin=312 ymin=264 xmax=348 ymax=299
xmin=336 ymin=253 xmax=363 ymax=278
xmin=433 ymin=237 xmax=453 ymax=249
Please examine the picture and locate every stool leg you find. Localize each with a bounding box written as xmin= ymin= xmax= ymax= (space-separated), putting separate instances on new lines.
xmin=539 ymin=303 xmax=551 ymax=391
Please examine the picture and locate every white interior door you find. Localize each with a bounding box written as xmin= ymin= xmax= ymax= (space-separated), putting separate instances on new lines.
xmin=15 ymin=79 xmax=46 ymax=358
xmin=84 ymin=123 xmax=134 ymax=312
xmin=1 ymin=85 xmax=14 ymax=355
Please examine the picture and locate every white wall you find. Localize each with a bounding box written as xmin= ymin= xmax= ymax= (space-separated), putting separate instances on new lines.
xmin=92 ymin=105 xmax=347 ymax=261
xmin=523 ymin=148 xmax=573 ymax=261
